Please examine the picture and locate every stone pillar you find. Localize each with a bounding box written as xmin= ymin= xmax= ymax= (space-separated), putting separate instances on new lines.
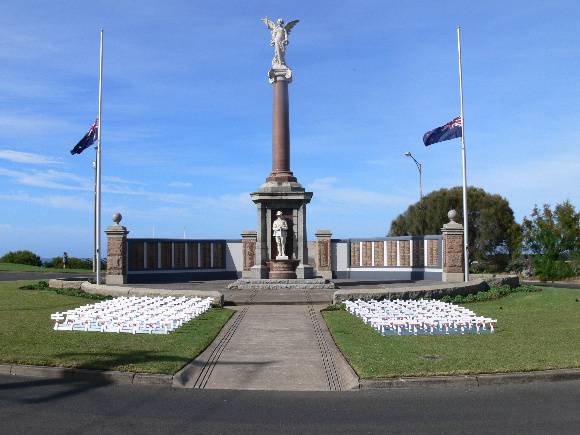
xmin=295 ymin=202 xmax=313 ymax=279
xmin=251 ymin=204 xmax=269 ymax=279
xmin=267 ymin=67 xmax=296 ymax=183
xmin=241 ymin=230 xmax=257 ymax=279
xmin=441 ymin=210 xmax=464 ymax=283
xmin=105 ymin=213 xmax=129 ymax=285
xmin=315 ymin=230 xmax=333 ymax=280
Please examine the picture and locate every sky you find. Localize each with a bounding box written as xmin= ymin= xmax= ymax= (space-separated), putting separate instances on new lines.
xmin=0 ymin=0 xmax=579 ymax=258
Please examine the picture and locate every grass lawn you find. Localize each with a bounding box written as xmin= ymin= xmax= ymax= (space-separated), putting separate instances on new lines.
xmin=323 ymin=287 xmax=580 ymax=378
xmin=0 ymin=281 xmax=234 ymax=374
xmin=0 ymin=262 xmax=94 ymax=273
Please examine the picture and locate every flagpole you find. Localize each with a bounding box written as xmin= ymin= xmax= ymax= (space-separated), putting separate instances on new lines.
xmin=457 ymin=26 xmax=469 ymax=282
xmin=95 ymin=29 xmax=104 ymax=285
xmin=92 ymin=160 xmax=97 ymax=273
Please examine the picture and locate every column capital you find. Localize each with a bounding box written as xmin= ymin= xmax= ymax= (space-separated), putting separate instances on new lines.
xmin=315 ymin=230 xmax=333 ymax=239
xmin=268 ymin=66 xmax=292 ymax=84
xmin=241 ymin=230 xmax=257 ymax=239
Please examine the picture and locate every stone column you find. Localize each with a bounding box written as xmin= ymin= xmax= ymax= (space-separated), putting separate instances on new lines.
xmin=295 ymin=202 xmax=313 ymax=279
xmin=251 ymin=203 xmax=269 ymax=279
xmin=441 ymin=210 xmax=464 ymax=283
xmin=315 ymin=230 xmax=333 ymax=280
xmin=241 ymin=230 xmax=257 ymax=279
xmin=105 ymin=213 xmax=129 ymax=285
xmin=267 ymin=67 xmax=296 ymax=183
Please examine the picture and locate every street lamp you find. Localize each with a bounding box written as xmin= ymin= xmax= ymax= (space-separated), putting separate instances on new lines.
xmin=404 ymin=151 xmax=423 ymax=205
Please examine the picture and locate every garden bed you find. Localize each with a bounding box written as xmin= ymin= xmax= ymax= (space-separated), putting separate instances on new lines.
xmin=0 ymin=281 xmax=233 ymax=374
xmin=323 ymin=287 xmax=580 ymax=378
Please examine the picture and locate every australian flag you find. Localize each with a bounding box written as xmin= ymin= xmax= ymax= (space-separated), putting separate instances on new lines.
xmin=70 ymin=119 xmax=98 ymax=155
xmin=423 ymin=116 xmax=462 ymax=146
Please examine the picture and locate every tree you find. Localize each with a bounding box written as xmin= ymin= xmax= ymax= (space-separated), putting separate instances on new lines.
xmin=521 ymin=201 xmax=579 ymax=281
xmin=388 ymin=186 xmax=520 ymax=272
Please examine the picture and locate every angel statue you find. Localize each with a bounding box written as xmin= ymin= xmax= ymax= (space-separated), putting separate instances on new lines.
xmin=261 ymin=17 xmax=299 ymax=67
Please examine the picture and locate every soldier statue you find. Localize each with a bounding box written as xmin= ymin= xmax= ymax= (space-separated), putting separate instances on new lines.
xmin=272 ymin=211 xmax=289 ymax=258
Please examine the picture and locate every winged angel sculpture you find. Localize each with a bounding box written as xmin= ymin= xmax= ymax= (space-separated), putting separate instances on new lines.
xmin=261 ymin=18 xmax=299 ymax=67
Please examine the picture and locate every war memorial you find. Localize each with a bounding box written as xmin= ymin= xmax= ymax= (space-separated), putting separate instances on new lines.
xmin=103 ymin=18 xmax=467 ymax=290
xmin=45 ymin=18 xmax=526 ymax=392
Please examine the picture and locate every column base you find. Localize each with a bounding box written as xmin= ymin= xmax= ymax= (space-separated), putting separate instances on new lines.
xmin=106 ymin=275 xmax=127 ymax=285
xmin=251 ymin=265 xmax=269 ymax=279
xmin=442 ymin=272 xmax=464 ymax=283
xmin=266 ymin=171 xmax=297 ymax=183
xmin=318 ymin=270 xmax=333 ymax=280
xmin=296 ymin=263 xmax=314 ymax=279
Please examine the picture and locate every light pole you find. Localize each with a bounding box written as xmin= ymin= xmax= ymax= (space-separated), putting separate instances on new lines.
xmin=404 ymin=151 xmax=423 ymax=205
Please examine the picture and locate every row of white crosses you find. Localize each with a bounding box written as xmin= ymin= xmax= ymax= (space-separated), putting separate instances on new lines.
xmin=51 ymin=296 xmax=213 ymax=334
xmin=344 ymin=299 xmax=497 ymax=336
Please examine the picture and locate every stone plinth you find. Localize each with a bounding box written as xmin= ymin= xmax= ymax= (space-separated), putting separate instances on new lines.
xmin=250 ymin=184 xmax=314 ymax=280
xmin=315 ymin=230 xmax=333 ymax=280
xmin=105 ymin=214 xmax=129 ymax=285
xmin=241 ymin=230 xmax=257 ymax=278
xmin=227 ymin=278 xmax=336 ymax=290
xmin=268 ymin=259 xmax=299 ymax=279
xmin=441 ymin=210 xmax=464 ymax=283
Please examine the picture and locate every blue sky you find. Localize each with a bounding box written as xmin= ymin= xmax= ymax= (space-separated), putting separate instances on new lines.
xmin=0 ymin=0 xmax=579 ymax=258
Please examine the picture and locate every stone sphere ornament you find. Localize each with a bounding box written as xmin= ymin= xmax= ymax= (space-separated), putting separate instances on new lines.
xmin=112 ymin=212 xmax=122 ymax=225
xmin=448 ymin=209 xmax=457 ymax=222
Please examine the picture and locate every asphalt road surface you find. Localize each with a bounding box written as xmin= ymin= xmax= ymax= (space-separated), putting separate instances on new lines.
xmin=0 ymin=272 xmax=92 ymax=282
xmin=1 ymin=375 xmax=578 ymax=434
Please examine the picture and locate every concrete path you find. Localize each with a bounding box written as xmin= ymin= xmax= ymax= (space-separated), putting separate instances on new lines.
xmin=174 ymin=305 xmax=358 ymax=391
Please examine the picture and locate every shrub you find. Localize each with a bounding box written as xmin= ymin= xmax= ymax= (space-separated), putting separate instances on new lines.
xmin=522 ymin=201 xmax=579 ymax=281
xmin=19 ymin=280 xmax=49 ymax=290
xmin=323 ymin=303 xmax=346 ymax=311
xmin=43 ymin=256 xmax=105 ymax=270
xmin=19 ymin=281 xmax=109 ymax=300
xmin=439 ymin=284 xmax=540 ymax=304
xmin=0 ymin=250 xmax=42 ymax=266
xmin=44 ymin=256 xmax=92 ymax=270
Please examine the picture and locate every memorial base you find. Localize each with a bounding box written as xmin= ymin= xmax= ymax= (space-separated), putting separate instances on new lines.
xmin=267 ymin=259 xmax=299 ymax=279
xmin=227 ymin=278 xmax=336 ymax=290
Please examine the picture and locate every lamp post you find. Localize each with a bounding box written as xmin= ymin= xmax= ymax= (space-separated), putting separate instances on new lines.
xmin=404 ymin=151 xmax=424 ymax=235
xmin=404 ymin=151 xmax=423 ymax=205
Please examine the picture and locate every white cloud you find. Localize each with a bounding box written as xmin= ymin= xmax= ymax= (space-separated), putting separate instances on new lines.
xmin=307 ymin=177 xmax=412 ymax=207
xmin=103 ymin=175 xmax=146 ymax=186
xmin=0 ymin=149 xmax=62 ymax=165
xmin=0 ymin=193 xmax=91 ymax=211
xmin=168 ymin=181 xmax=193 ymax=188
xmin=0 ymin=167 xmax=91 ymax=191
xmin=471 ymin=154 xmax=580 ymax=219
xmin=0 ymin=113 xmax=71 ymax=133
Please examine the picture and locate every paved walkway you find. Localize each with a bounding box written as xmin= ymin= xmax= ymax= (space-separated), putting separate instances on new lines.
xmin=175 ymin=304 xmax=358 ymax=391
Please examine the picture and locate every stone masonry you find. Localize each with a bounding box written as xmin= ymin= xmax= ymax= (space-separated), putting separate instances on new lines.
xmin=241 ymin=230 xmax=257 ymax=278
xmin=315 ymin=230 xmax=332 ymax=280
xmin=105 ymin=213 xmax=129 ymax=285
xmin=441 ymin=210 xmax=465 ymax=282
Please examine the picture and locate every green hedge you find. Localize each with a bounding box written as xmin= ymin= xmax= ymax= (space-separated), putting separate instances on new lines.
xmin=0 ymin=250 xmax=42 ymax=266
xmin=439 ymin=284 xmax=540 ymax=304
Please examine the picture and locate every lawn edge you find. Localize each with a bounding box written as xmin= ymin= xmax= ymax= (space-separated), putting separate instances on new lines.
xmin=358 ymin=368 xmax=580 ymax=389
xmin=2 ymin=363 xmax=579 ymax=390
xmin=0 ymin=363 xmax=173 ymax=386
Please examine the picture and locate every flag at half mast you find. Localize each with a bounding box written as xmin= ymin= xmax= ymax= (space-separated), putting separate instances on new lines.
xmin=423 ymin=116 xmax=462 ymax=146
xmin=70 ymin=119 xmax=99 ymax=155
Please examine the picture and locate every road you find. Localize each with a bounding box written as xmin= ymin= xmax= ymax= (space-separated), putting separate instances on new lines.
xmin=0 ymin=272 xmax=92 ymax=282
xmin=1 ymin=375 xmax=578 ymax=434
